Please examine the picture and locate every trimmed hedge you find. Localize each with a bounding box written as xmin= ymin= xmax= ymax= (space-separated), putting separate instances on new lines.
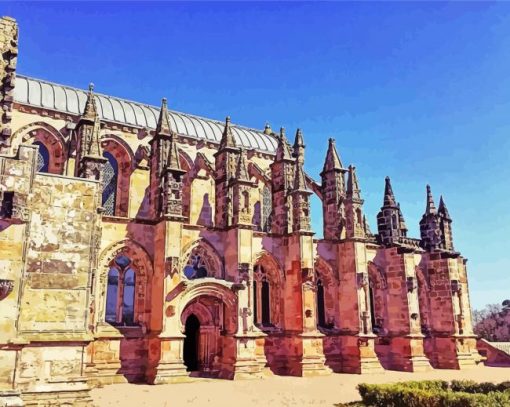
xmin=357 ymin=380 xmax=510 ymax=407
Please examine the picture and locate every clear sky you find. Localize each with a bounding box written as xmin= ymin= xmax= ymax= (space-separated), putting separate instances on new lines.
xmin=5 ymin=2 xmax=510 ymax=309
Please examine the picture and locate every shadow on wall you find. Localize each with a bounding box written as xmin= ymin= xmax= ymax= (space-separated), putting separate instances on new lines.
xmin=117 ymin=329 xmax=148 ymax=383
xmin=197 ymin=193 xmax=213 ymax=227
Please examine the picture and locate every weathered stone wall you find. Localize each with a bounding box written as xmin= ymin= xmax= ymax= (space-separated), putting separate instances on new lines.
xmin=17 ymin=173 xmax=99 ymax=336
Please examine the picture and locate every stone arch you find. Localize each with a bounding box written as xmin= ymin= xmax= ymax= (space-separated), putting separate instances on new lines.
xmin=97 ymin=239 xmax=154 ymax=328
xmin=181 ymin=238 xmax=224 ymax=280
xmin=11 ymin=122 xmax=67 ymax=174
xmin=253 ymin=251 xmax=284 ymax=328
xmin=101 ymin=136 xmax=134 ymax=217
xmin=315 ymin=256 xmax=338 ymax=329
xmin=178 ymin=281 xmax=238 ymax=334
xmin=367 ymin=261 xmax=388 ymax=334
xmin=178 ymin=281 xmax=239 ymax=375
xmin=253 ymin=250 xmax=284 ymax=283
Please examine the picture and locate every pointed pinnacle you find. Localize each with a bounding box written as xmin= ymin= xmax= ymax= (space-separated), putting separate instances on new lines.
xmin=263 ymin=122 xmax=272 ymax=135
xmin=236 ymin=149 xmax=250 ymax=181
xmin=322 ymin=138 xmax=344 ymax=173
xmin=293 ymin=159 xmax=308 ymax=191
xmin=156 ymin=97 xmax=172 ymax=136
xmin=166 ymin=134 xmax=182 ymax=171
xmin=383 ymin=176 xmax=397 ymax=207
xmin=275 ymin=126 xmax=292 ymax=161
xmin=219 ymin=116 xmax=236 ymax=149
xmin=425 ymin=184 xmax=436 ymax=215
xmin=438 ymin=195 xmax=451 ymax=220
xmin=293 ymin=128 xmax=305 ymax=148
xmin=398 ymin=202 xmax=408 ymax=232
xmin=347 ymin=165 xmax=361 ymax=198
xmin=83 ymin=81 xmax=98 ymax=120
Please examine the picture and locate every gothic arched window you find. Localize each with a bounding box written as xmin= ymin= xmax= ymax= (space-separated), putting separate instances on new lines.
xmin=369 ymin=282 xmax=377 ymax=333
xmin=34 ymin=141 xmax=50 ymax=173
xmin=261 ymin=278 xmax=270 ymax=325
xmin=317 ymin=278 xmax=326 ymax=328
xmin=261 ymin=186 xmax=272 ymax=232
xmin=102 ymin=152 xmax=118 ymax=216
xmin=253 ymin=264 xmax=278 ymax=327
xmin=105 ymin=255 xmax=137 ymax=326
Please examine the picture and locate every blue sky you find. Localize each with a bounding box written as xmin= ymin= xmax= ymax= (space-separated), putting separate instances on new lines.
xmin=5 ymin=2 xmax=510 ymax=309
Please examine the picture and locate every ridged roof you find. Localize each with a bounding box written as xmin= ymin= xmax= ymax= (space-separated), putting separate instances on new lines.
xmin=14 ymin=75 xmax=278 ymax=153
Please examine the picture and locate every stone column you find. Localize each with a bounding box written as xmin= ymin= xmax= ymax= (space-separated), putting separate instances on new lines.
xmin=378 ymin=247 xmax=431 ymax=371
xmin=337 ymin=240 xmax=383 ymax=373
xmin=422 ymin=252 xmax=480 ymax=369
xmin=225 ymin=227 xmax=268 ymax=379
xmin=146 ymin=221 xmax=188 ymax=384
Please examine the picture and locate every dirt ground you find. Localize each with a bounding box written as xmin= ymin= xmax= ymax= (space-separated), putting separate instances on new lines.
xmin=91 ymin=365 xmax=510 ymax=407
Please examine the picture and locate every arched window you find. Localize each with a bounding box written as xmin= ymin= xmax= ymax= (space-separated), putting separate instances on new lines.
xmin=261 ymin=278 xmax=270 ymax=325
xmin=183 ymin=254 xmax=208 ymax=280
xmin=253 ymin=280 xmax=258 ymax=323
xmin=34 ymin=141 xmax=50 ymax=173
xmin=261 ymin=186 xmax=271 ymax=232
xmin=317 ymin=278 xmax=326 ymax=328
xmin=369 ymin=283 xmax=377 ymax=332
xmin=105 ymin=268 xmax=119 ymax=323
xmin=104 ymin=254 xmax=137 ymax=326
xmin=122 ymin=268 xmax=136 ymax=325
xmin=102 ymin=152 xmax=118 ymax=216
xmin=253 ymin=264 xmax=278 ymax=327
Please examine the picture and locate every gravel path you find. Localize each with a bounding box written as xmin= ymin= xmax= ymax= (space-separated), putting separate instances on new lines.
xmin=91 ymin=365 xmax=510 ymax=407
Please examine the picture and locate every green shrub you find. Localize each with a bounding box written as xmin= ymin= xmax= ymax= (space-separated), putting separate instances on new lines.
xmin=357 ymin=381 xmax=510 ymax=407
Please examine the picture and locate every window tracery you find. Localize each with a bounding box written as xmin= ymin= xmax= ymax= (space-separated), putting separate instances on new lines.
xmin=261 ymin=186 xmax=272 ymax=232
xmin=105 ymin=254 xmax=137 ymax=326
xmin=253 ymin=264 xmax=280 ymax=327
xmin=34 ymin=141 xmax=50 ymax=173
xmin=102 ymin=151 xmax=118 ymax=216
xmin=184 ymin=253 xmax=208 ymax=280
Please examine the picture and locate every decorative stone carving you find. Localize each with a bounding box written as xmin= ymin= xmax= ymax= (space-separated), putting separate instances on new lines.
xmin=165 ymin=256 xmax=180 ymax=278
xmin=357 ymin=272 xmax=369 ymax=289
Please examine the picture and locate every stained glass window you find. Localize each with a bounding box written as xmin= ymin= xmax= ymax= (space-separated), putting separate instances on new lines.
xmin=102 ymin=152 xmax=118 ymax=216
xmin=105 ymin=255 xmax=137 ymax=326
xmin=184 ymin=254 xmax=208 ymax=279
xmin=105 ymin=268 xmax=119 ymax=323
xmin=261 ymin=186 xmax=271 ymax=232
xmin=122 ymin=268 xmax=136 ymax=325
xmin=34 ymin=141 xmax=49 ymax=173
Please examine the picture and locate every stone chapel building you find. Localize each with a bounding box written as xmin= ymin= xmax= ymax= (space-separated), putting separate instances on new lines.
xmin=0 ymin=17 xmax=481 ymax=406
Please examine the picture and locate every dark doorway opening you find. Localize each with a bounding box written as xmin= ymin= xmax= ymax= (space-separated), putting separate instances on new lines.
xmin=183 ymin=314 xmax=200 ymax=371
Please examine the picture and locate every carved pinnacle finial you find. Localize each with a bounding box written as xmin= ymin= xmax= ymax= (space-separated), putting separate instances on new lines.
xmin=425 ymin=184 xmax=436 ymax=215
xmin=82 ymin=81 xmax=98 ymax=120
xmin=347 ymin=165 xmax=361 ymax=199
xmin=156 ymin=96 xmax=172 ymax=136
xmin=438 ymin=195 xmax=451 ymax=220
xmin=322 ymin=137 xmax=344 ymax=173
xmin=275 ymin=126 xmax=292 ymax=161
xmin=219 ymin=115 xmax=236 ymax=149
xmin=383 ymin=176 xmax=397 ymax=207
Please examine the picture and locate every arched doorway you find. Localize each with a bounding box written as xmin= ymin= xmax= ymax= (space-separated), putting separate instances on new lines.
xmin=179 ymin=283 xmax=239 ymax=378
xmin=183 ymin=314 xmax=200 ymax=371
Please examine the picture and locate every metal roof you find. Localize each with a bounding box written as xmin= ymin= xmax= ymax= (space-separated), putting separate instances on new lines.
xmin=14 ymin=75 xmax=278 ymax=153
